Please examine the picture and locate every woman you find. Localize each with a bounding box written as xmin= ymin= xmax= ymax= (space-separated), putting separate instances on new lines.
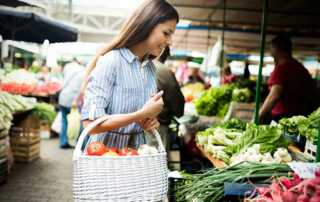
xmin=81 ymin=0 xmax=179 ymax=150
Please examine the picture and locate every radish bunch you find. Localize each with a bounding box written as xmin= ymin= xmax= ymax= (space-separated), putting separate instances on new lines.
xmin=251 ymin=170 xmax=320 ymax=202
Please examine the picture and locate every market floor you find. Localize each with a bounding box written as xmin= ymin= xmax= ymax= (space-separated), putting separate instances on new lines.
xmin=0 ymin=138 xmax=74 ymax=202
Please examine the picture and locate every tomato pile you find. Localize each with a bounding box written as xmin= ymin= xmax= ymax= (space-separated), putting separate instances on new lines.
xmin=86 ymin=142 xmax=138 ymax=157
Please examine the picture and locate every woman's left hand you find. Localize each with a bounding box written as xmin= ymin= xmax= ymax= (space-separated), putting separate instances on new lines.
xmin=138 ymin=118 xmax=160 ymax=131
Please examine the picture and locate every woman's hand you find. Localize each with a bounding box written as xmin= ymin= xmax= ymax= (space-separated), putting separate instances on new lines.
xmin=138 ymin=118 xmax=160 ymax=132
xmin=139 ymin=91 xmax=164 ymax=119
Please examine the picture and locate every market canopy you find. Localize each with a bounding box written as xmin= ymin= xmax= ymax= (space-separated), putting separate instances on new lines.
xmin=0 ymin=0 xmax=36 ymax=7
xmin=169 ymin=0 xmax=320 ymax=54
xmin=0 ymin=8 xmax=78 ymax=43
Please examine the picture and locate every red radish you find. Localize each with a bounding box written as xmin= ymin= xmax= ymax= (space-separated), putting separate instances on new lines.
xmin=315 ymin=169 xmax=320 ymax=178
xmin=281 ymin=178 xmax=293 ymax=189
xmin=281 ymin=190 xmax=298 ymax=202
xmin=309 ymin=196 xmax=320 ymax=202
xmin=297 ymin=195 xmax=310 ymax=202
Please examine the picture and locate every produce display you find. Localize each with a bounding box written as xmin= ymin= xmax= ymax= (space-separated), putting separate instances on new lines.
xmin=31 ymin=102 xmax=56 ymax=124
xmin=0 ymin=69 xmax=61 ymax=96
xmin=248 ymin=170 xmax=320 ymax=202
xmin=194 ymin=84 xmax=251 ymax=117
xmin=176 ymin=162 xmax=291 ymax=202
xmin=181 ymin=83 xmax=205 ymax=102
xmin=85 ymin=142 xmax=158 ymax=157
xmin=196 ymin=121 xmax=290 ymax=165
xmin=279 ymin=107 xmax=320 ymax=143
xmin=0 ymin=91 xmax=35 ymax=137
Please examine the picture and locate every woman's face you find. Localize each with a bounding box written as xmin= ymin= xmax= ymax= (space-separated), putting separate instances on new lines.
xmin=146 ymin=19 xmax=177 ymax=57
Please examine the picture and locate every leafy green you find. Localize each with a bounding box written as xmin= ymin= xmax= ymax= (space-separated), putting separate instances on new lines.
xmin=31 ymin=102 xmax=56 ymax=124
xmin=225 ymin=124 xmax=289 ymax=155
xmin=194 ymin=85 xmax=234 ymax=117
xmin=214 ymin=118 xmax=247 ymax=131
xmin=232 ymin=88 xmax=251 ymax=103
xmin=279 ymin=107 xmax=320 ymax=143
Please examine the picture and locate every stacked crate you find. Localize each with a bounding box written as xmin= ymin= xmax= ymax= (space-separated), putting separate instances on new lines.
xmin=10 ymin=127 xmax=40 ymax=162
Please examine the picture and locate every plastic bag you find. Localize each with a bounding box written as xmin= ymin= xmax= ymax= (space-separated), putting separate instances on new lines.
xmin=51 ymin=111 xmax=62 ymax=134
xmin=67 ymin=107 xmax=81 ymax=145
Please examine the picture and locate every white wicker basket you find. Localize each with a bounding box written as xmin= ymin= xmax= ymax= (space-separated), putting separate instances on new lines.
xmin=73 ymin=116 xmax=168 ymax=202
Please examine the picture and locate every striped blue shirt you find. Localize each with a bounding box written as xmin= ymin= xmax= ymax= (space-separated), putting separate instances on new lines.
xmin=81 ymin=48 xmax=157 ymax=149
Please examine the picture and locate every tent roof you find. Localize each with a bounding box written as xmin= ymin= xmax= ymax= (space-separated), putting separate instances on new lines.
xmin=169 ymin=0 xmax=320 ymax=55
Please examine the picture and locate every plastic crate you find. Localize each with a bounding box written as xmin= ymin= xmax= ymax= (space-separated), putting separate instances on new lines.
xmin=304 ymin=140 xmax=316 ymax=160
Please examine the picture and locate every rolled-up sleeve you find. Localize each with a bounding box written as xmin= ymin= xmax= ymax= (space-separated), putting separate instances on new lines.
xmin=81 ymin=53 xmax=116 ymax=120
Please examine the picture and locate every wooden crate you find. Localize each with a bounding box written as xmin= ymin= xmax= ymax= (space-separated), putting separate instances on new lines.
xmin=224 ymin=102 xmax=255 ymax=122
xmin=196 ymin=144 xmax=227 ymax=168
xmin=40 ymin=121 xmax=51 ymax=139
xmin=10 ymin=127 xmax=40 ymax=146
xmin=10 ymin=127 xmax=40 ymax=163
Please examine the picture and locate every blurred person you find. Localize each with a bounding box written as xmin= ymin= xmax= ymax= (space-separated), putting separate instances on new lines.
xmin=175 ymin=59 xmax=189 ymax=85
xmin=58 ymin=57 xmax=85 ymax=149
xmin=259 ymin=34 xmax=317 ymax=123
xmin=186 ymin=61 xmax=206 ymax=85
xmin=222 ymin=66 xmax=237 ymax=84
xmin=156 ymin=47 xmax=184 ymax=152
xmin=80 ymin=0 xmax=179 ymax=151
xmin=243 ymin=61 xmax=250 ymax=79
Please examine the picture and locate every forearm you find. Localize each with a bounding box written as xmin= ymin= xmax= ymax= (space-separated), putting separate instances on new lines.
xmin=259 ymin=95 xmax=278 ymax=118
xmin=83 ymin=111 xmax=144 ymax=134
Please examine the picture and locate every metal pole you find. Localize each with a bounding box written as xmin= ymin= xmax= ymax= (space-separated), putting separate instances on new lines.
xmin=68 ymin=0 xmax=73 ymax=21
xmin=316 ymin=128 xmax=320 ymax=162
xmin=254 ymin=0 xmax=268 ymax=124
xmin=220 ymin=0 xmax=226 ymax=80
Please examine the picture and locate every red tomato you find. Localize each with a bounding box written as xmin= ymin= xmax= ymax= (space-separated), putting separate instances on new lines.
xmin=109 ymin=147 xmax=118 ymax=153
xmin=118 ymin=148 xmax=128 ymax=156
xmin=87 ymin=142 xmax=107 ymax=156
xmin=127 ymin=149 xmax=138 ymax=156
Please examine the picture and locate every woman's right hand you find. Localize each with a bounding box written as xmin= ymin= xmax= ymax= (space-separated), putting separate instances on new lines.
xmin=139 ymin=91 xmax=164 ymax=118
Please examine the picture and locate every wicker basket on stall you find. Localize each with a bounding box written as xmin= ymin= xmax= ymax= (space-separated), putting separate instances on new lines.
xmin=73 ymin=116 xmax=169 ymax=202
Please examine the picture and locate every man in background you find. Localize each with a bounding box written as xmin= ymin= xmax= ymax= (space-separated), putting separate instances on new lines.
xmin=58 ymin=58 xmax=85 ymax=149
xmin=259 ymin=34 xmax=317 ymax=123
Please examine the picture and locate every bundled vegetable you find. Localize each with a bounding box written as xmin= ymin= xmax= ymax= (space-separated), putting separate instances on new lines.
xmin=0 ymin=92 xmax=35 ymax=137
xmin=279 ymin=107 xmax=320 ymax=143
xmin=225 ymin=124 xmax=289 ymax=155
xmin=196 ymin=127 xmax=242 ymax=163
xmin=31 ymin=102 xmax=56 ymax=124
xmin=176 ymin=162 xmax=291 ymax=202
xmin=248 ymin=170 xmax=320 ymax=202
xmin=230 ymin=144 xmax=292 ymax=165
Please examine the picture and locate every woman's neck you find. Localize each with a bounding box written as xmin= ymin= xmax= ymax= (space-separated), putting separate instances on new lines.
xmin=129 ymin=43 xmax=148 ymax=62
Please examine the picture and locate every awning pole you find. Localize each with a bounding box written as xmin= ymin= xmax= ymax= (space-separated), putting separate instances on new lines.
xmin=254 ymin=0 xmax=269 ymax=124
xmin=219 ymin=0 xmax=226 ymax=83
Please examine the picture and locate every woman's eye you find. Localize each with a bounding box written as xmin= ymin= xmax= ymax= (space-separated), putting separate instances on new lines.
xmin=163 ymin=32 xmax=169 ymax=37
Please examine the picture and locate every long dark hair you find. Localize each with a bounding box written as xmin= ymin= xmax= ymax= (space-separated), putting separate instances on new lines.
xmin=83 ymin=0 xmax=179 ymax=89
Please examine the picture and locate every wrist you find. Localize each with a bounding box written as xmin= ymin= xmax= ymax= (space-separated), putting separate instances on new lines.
xmin=133 ymin=110 xmax=145 ymax=121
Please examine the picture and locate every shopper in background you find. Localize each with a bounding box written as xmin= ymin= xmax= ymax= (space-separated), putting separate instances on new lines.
xmin=259 ymin=34 xmax=317 ymax=123
xmin=222 ymin=66 xmax=237 ymax=84
xmin=156 ymin=47 xmax=184 ymax=152
xmin=185 ymin=61 xmax=206 ymax=85
xmin=175 ymin=59 xmax=189 ymax=85
xmin=58 ymin=58 xmax=85 ymax=149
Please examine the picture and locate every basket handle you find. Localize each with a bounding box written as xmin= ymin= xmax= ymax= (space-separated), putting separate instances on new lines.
xmin=73 ymin=116 xmax=166 ymax=160
xmin=73 ymin=115 xmax=110 ymax=160
xmin=152 ymin=129 xmax=166 ymax=153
